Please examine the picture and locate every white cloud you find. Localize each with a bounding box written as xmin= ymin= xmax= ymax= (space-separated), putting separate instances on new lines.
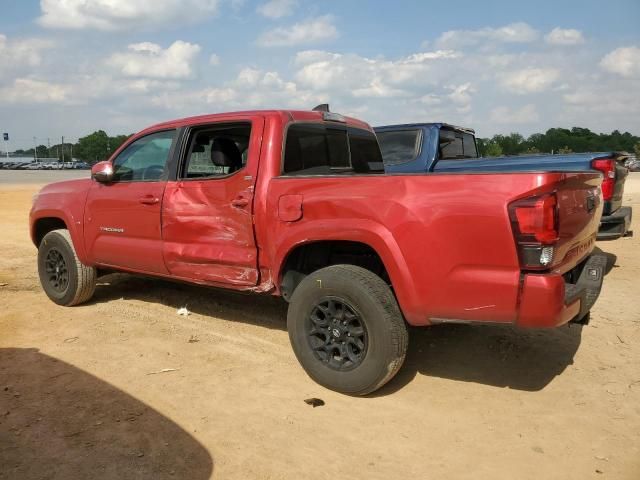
xmin=0 ymin=34 xmax=53 ymax=78
xmin=257 ymin=15 xmax=338 ymax=47
xmin=257 ymin=0 xmax=297 ymax=19
xmin=490 ymin=104 xmax=539 ymax=124
xmin=436 ymin=22 xmax=539 ymax=49
xmin=294 ymin=49 xmax=460 ymax=92
xmin=108 ymin=41 xmax=201 ymax=79
xmin=38 ymin=0 xmax=220 ymax=31
xmin=352 ymin=80 xmax=407 ymax=98
xmin=448 ymin=83 xmax=475 ymax=105
xmin=209 ymin=53 xmax=221 ymax=66
xmin=501 ymin=68 xmax=559 ymax=93
xmin=600 ymin=46 xmax=640 ymax=78
xmin=151 ymin=67 xmax=320 ymax=111
xmin=563 ymin=85 xmax=640 ymax=115
xmin=545 ymin=28 xmax=585 ymax=46
xmin=0 ymin=78 xmax=73 ymax=104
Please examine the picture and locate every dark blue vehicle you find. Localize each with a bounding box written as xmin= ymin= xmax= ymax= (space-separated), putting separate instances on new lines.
xmin=375 ymin=123 xmax=632 ymax=240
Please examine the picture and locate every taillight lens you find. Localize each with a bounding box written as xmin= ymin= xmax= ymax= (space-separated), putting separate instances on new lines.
xmin=592 ymin=158 xmax=615 ymax=200
xmin=509 ymin=193 xmax=559 ymax=269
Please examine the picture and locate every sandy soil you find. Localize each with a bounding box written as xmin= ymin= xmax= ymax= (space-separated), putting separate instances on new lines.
xmin=1 ymin=172 xmax=639 ymax=479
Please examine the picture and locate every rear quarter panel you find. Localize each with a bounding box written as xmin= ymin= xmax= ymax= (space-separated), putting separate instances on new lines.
xmin=261 ymin=173 xmax=577 ymax=326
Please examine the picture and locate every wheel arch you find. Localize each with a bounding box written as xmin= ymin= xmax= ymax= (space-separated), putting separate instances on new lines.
xmin=32 ymin=217 xmax=68 ymax=247
xmin=31 ymin=210 xmax=90 ymax=265
xmin=273 ymin=225 xmax=419 ymax=323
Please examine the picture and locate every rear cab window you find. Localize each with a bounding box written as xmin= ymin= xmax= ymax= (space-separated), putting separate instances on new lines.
xmin=282 ymin=123 xmax=383 ymax=176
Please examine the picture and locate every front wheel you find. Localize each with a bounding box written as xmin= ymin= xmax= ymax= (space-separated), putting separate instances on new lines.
xmin=37 ymin=229 xmax=96 ymax=306
xmin=287 ymin=265 xmax=408 ymax=395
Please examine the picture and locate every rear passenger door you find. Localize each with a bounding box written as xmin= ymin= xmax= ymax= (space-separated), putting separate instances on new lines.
xmin=161 ymin=118 xmax=264 ymax=286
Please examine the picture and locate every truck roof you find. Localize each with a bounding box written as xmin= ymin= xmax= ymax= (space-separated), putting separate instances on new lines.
xmin=374 ymin=122 xmax=476 ymax=135
xmin=139 ymin=109 xmax=372 ymax=135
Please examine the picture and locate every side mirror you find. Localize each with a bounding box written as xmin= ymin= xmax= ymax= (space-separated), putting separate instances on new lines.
xmin=91 ymin=161 xmax=114 ymax=183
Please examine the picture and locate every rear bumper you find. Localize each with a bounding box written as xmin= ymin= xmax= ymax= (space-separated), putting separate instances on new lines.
xmin=597 ymin=206 xmax=632 ymax=240
xmin=517 ymin=254 xmax=606 ymax=328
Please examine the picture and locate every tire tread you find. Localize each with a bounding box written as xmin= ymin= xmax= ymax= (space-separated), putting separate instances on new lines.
xmin=44 ymin=229 xmax=96 ymax=306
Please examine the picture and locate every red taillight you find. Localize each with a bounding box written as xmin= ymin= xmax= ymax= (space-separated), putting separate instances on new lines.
xmin=510 ymin=193 xmax=559 ymax=244
xmin=509 ymin=193 xmax=559 ymax=269
xmin=592 ymin=158 xmax=615 ymax=200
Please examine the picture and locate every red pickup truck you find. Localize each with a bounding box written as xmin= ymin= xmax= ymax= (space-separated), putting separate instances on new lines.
xmin=30 ymin=108 xmax=606 ymax=395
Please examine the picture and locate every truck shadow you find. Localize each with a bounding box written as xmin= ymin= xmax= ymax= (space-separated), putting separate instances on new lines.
xmin=594 ymin=246 xmax=618 ymax=274
xmin=377 ymin=246 xmax=619 ymax=396
xmin=90 ymin=273 xmax=288 ymax=331
xmin=375 ymin=323 xmax=584 ymax=395
xmin=89 ymin=245 xmax=619 ymax=396
xmin=0 ymin=348 xmax=214 ymax=479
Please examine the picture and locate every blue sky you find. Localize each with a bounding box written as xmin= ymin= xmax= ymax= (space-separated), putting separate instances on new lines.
xmin=1 ymin=0 xmax=639 ymax=149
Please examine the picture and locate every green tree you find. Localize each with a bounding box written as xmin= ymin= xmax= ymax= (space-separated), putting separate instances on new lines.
xmin=483 ymin=141 xmax=503 ymax=157
xmin=74 ymin=131 xmax=132 ymax=163
xmin=74 ymin=130 xmax=111 ymax=163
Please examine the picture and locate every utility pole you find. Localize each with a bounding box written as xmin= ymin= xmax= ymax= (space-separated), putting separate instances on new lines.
xmin=61 ymin=136 xmax=64 ymax=162
xmin=47 ymin=137 xmax=51 ymax=158
xmin=2 ymin=132 xmax=8 ymax=160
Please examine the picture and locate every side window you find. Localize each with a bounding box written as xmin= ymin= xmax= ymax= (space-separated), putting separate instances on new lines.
xmin=182 ymin=123 xmax=251 ymax=179
xmin=376 ymin=129 xmax=422 ymax=165
xmin=439 ymin=129 xmax=477 ymax=159
xmin=440 ymin=134 xmax=464 ymax=159
xmin=282 ymin=124 xmax=383 ymax=176
xmin=462 ymin=132 xmax=478 ymax=157
xmin=112 ymin=130 xmax=176 ymax=182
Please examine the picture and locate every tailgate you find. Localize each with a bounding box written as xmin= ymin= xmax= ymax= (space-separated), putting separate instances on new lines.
xmin=552 ymin=172 xmax=603 ymax=273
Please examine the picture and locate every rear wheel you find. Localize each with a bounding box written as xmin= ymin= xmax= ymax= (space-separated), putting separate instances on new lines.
xmin=38 ymin=229 xmax=96 ymax=306
xmin=287 ymin=265 xmax=408 ymax=395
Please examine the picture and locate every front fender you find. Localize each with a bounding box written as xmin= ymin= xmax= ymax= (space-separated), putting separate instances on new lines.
xmin=30 ymin=179 xmax=92 ymax=265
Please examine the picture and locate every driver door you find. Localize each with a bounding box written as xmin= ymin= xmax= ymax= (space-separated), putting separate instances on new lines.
xmin=84 ymin=129 xmax=176 ymax=274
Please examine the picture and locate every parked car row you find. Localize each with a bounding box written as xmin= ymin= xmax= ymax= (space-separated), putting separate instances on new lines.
xmin=0 ymin=161 xmax=90 ymax=170
xmin=622 ymin=154 xmax=640 ymax=172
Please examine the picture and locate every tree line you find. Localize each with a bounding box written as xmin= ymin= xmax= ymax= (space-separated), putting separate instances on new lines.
xmin=11 ymin=126 xmax=640 ymax=163
xmin=13 ymin=130 xmax=132 ymax=163
xmin=477 ymin=127 xmax=640 ymax=158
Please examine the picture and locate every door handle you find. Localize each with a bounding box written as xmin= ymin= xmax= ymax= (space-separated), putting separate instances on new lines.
xmin=231 ymin=197 xmax=250 ymax=208
xmin=139 ymin=195 xmax=160 ymax=205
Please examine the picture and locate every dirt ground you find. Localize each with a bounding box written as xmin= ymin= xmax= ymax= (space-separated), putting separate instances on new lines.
xmin=1 ymin=172 xmax=639 ymax=480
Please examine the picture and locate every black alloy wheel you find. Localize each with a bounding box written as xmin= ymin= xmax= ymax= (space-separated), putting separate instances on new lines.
xmin=307 ymin=297 xmax=367 ymax=371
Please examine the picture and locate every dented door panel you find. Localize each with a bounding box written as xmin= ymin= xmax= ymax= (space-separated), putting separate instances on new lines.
xmin=161 ymin=116 xmax=263 ymax=286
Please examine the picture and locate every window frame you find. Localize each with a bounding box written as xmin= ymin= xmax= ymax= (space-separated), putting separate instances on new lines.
xmin=110 ymin=129 xmax=178 ymax=183
xmin=177 ymin=122 xmax=253 ymax=182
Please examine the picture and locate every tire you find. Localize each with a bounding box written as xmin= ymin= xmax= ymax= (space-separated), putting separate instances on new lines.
xmin=37 ymin=229 xmax=96 ymax=306
xmin=287 ymin=265 xmax=408 ymax=395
